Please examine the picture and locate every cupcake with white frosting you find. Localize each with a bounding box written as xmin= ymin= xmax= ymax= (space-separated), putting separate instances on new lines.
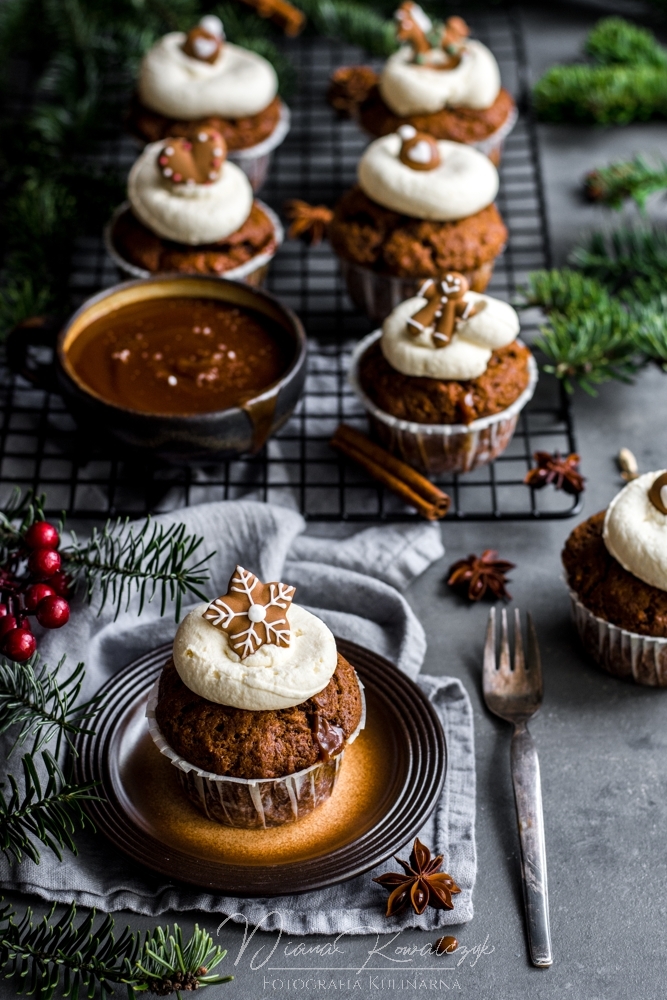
xmin=146 ymin=565 xmax=365 ymax=827
xmin=106 ymin=126 xmax=282 ymax=282
xmin=325 ymin=126 xmax=507 ymax=322
xmin=563 ymin=472 xmax=667 ymax=686
xmin=329 ymin=6 xmax=516 ymax=163
xmin=349 ymin=273 xmax=538 ymax=474
xmin=128 ymin=15 xmax=290 ymax=191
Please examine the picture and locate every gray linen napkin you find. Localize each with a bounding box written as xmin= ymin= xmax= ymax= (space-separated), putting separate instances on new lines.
xmin=0 ymin=501 xmax=476 ymax=933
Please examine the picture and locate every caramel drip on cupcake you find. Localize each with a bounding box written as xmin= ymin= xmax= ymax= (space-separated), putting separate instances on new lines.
xmin=407 ymin=273 xmax=477 ymax=348
xmin=158 ymin=127 xmax=227 ymax=185
xmin=182 ymin=15 xmax=225 ymax=63
xmin=398 ymin=124 xmax=441 ymax=171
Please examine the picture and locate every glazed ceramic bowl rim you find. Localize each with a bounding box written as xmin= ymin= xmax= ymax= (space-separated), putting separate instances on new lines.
xmin=227 ymin=101 xmax=291 ymax=160
xmin=57 ymin=273 xmax=306 ymax=423
xmin=145 ymin=671 xmax=367 ymax=786
xmin=348 ymin=328 xmax=538 ymax=436
xmin=103 ymin=199 xmax=284 ymax=282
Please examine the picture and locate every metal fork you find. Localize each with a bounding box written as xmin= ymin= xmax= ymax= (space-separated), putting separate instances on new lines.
xmin=483 ymin=606 xmax=552 ymax=968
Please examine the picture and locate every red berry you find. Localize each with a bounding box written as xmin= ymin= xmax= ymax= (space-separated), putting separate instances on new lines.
xmin=0 ymin=615 xmax=17 ymax=639
xmin=28 ymin=548 xmax=61 ymax=578
xmin=25 ymin=583 xmax=55 ymax=611
xmin=24 ymin=521 xmax=60 ymax=550
xmin=36 ymin=595 xmax=70 ymax=629
xmin=2 ymin=628 xmax=36 ymax=662
xmin=48 ymin=571 xmax=70 ymax=597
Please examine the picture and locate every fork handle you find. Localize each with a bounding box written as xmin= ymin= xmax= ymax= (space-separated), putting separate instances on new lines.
xmin=510 ymin=723 xmax=553 ymax=967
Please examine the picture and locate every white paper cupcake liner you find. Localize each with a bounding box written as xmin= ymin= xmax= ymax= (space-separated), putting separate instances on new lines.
xmin=227 ymin=103 xmax=291 ymax=192
xmin=471 ymin=102 xmax=518 ymax=163
xmin=104 ymin=199 xmax=283 ymax=286
xmin=146 ymin=673 xmax=367 ymax=828
xmin=569 ymin=589 xmax=667 ymax=687
xmin=349 ymin=329 xmax=538 ymax=475
xmin=338 ymin=258 xmax=499 ymax=324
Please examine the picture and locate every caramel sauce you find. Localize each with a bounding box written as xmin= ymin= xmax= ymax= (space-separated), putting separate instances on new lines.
xmin=66 ymin=297 xmax=292 ymax=416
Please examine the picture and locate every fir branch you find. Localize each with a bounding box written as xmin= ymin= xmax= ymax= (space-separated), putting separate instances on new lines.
xmin=0 ymin=489 xmax=46 ymax=566
xmin=532 ymin=63 xmax=667 ymax=126
xmin=584 ymin=154 xmax=667 ymax=210
xmin=0 ymin=751 xmax=97 ymax=864
xmin=0 ymin=656 xmax=98 ymax=756
xmin=569 ymin=225 xmax=667 ymax=294
xmin=215 ymin=2 xmax=297 ymax=95
xmin=535 ymin=301 xmax=640 ymax=395
xmin=0 ymin=902 xmax=232 ymax=1000
xmin=585 ymin=16 xmax=667 ymax=67
xmin=629 ymin=296 xmax=667 ymax=369
xmin=294 ymin=0 xmax=396 ymax=55
xmin=63 ymin=518 xmax=214 ymax=621
xmin=518 ymin=268 xmax=611 ymax=316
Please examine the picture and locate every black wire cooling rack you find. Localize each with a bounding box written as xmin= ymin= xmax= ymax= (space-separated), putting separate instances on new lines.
xmin=0 ymin=6 xmax=581 ymax=522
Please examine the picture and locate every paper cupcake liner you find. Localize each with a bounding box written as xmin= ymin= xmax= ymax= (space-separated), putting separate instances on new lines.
xmin=349 ymin=330 xmax=538 ymax=475
xmin=338 ymin=258 xmax=498 ymax=325
xmin=569 ymin=589 xmax=667 ymax=687
xmin=104 ymin=199 xmax=284 ymax=286
xmin=470 ymin=103 xmax=518 ymax=165
xmin=146 ymin=673 xmax=367 ymax=828
xmin=227 ymin=103 xmax=291 ymax=192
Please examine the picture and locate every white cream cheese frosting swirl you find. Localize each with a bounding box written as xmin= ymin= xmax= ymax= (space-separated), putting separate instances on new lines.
xmin=379 ymin=40 xmax=501 ymax=117
xmin=358 ymin=134 xmax=498 ymax=220
xmin=173 ymin=602 xmax=338 ymax=711
xmin=128 ymin=140 xmax=253 ymax=244
xmin=138 ymin=34 xmax=278 ymax=119
xmin=381 ymin=291 xmax=519 ymax=380
xmin=603 ymin=471 xmax=667 ymax=591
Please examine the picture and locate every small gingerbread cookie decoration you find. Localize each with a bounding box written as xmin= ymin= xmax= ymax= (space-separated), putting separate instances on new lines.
xmin=158 ymin=128 xmax=227 ymax=186
xmin=203 ymin=565 xmax=296 ymax=659
xmin=407 ymin=274 xmax=477 ymax=348
xmin=394 ymin=2 xmax=433 ymax=56
xmin=182 ymin=15 xmax=225 ymax=63
xmin=398 ymin=125 xmax=441 ymax=171
xmin=649 ymin=472 xmax=667 ymax=515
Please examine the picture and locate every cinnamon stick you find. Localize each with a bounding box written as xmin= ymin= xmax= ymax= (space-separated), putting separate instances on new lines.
xmin=330 ymin=423 xmax=450 ymax=521
xmin=235 ymin=0 xmax=305 ymax=36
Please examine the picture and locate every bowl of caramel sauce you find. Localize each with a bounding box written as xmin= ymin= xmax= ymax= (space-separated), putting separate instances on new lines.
xmin=13 ymin=276 xmax=306 ymax=464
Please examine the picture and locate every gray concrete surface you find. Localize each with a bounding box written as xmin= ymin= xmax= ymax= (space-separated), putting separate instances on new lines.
xmin=5 ymin=5 xmax=667 ymax=998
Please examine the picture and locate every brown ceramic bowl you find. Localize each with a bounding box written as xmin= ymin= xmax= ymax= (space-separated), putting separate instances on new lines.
xmin=7 ymin=275 xmax=307 ymax=465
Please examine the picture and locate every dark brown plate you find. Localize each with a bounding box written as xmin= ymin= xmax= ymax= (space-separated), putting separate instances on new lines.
xmin=74 ymin=638 xmax=446 ymax=896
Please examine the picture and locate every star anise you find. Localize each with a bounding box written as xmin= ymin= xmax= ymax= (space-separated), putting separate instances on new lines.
xmin=373 ymin=839 xmax=461 ymax=916
xmin=524 ymin=451 xmax=585 ymax=495
xmin=447 ymin=550 xmax=514 ymax=602
xmin=284 ymin=200 xmax=334 ymax=245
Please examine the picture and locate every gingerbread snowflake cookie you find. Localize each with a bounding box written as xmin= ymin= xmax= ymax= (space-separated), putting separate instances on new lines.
xmin=203 ymin=565 xmax=296 ymax=658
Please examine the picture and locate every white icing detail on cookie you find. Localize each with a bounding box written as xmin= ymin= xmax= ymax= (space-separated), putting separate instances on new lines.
xmin=381 ymin=291 xmax=520 ymax=379
xmin=128 ymin=140 xmax=253 ymax=244
xmin=138 ymin=34 xmax=278 ymax=119
xmin=379 ymin=39 xmax=501 ymax=116
xmin=358 ymin=133 xmax=498 ymax=220
xmin=603 ymin=471 xmax=667 ymax=592
xmin=200 ymin=14 xmax=224 ymax=38
xmin=173 ymin=602 xmax=338 ymax=710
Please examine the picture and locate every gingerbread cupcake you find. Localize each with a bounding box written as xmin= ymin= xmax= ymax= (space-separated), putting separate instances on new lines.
xmin=128 ymin=15 xmax=290 ymax=191
xmin=146 ymin=565 xmax=365 ymax=828
xmin=329 ymin=5 xmax=516 ymax=164
xmin=310 ymin=126 xmax=507 ymax=322
xmin=563 ymin=471 xmax=667 ymax=687
xmin=106 ymin=127 xmax=282 ymax=282
xmin=348 ymin=272 xmax=537 ymax=474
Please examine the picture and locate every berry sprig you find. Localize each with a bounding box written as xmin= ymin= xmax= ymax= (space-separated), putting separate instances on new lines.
xmin=0 ymin=520 xmax=70 ymax=663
